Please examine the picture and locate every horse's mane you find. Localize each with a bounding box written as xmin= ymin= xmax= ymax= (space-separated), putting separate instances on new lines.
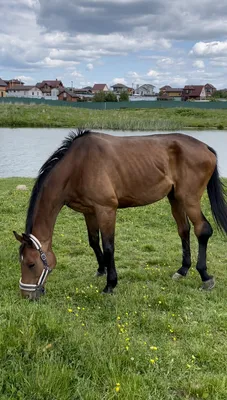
xmin=25 ymin=129 xmax=91 ymax=234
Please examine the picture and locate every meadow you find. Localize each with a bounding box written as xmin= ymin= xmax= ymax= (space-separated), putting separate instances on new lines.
xmin=1 ymin=103 xmax=227 ymax=130
xmin=0 ymin=178 xmax=227 ymax=399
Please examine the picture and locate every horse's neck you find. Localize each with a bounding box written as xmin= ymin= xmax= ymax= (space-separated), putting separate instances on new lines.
xmin=31 ymin=176 xmax=65 ymax=248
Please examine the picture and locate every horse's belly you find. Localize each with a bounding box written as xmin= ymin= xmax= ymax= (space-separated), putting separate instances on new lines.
xmin=118 ymin=180 xmax=172 ymax=208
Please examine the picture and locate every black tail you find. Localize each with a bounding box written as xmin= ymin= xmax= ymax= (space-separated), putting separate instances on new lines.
xmin=207 ymin=146 xmax=227 ymax=234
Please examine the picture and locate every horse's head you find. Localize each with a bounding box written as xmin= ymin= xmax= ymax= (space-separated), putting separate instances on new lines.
xmin=13 ymin=231 xmax=56 ymax=300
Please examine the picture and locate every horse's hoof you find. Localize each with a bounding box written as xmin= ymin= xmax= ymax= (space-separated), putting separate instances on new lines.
xmin=200 ymin=277 xmax=215 ymax=291
xmin=102 ymin=286 xmax=113 ymax=294
xmin=172 ymin=272 xmax=185 ymax=281
xmin=95 ymin=270 xmax=106 ymax=277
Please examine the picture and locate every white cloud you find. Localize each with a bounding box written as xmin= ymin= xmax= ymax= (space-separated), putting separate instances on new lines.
xmin=15 ymin=75 xmax=35 ymax=83
xmin=112 ymin=77 xmax=128 ymax=85
xmin=147 ymin=69 xmax=160 ymax=78
xmin=86 ymin=63 xmax=94 ymax=70
xmin=193 ymin=60 xmax=205 ymax=69
xmin=190 ymin=41 xmax=227 ymax=57
xmin=71 ymin=70 xmax=83 ymax=78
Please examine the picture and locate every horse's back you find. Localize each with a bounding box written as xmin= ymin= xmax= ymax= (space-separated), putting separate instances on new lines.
xmin=67 ymin=132 xmax=217 ymax=210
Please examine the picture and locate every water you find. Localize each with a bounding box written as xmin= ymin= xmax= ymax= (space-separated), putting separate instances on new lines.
xmin=0 ymin=127 xmax=227 ymax=177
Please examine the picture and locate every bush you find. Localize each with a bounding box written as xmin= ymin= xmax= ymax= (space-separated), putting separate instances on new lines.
xmin=92 ymin=91 xmax=118 ymax=102
xmin=92 ymin=92 xmax=106 ymax=102
xmin=119 ymin=91 xmax=129 ymax=102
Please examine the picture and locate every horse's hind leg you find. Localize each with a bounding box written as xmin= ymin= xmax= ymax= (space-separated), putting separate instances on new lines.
xmin=84 ymin=214 xmax=106 ymax=276
xmin=184 ymin=201 xmax=215 ymax=290
xmin=168 ymin=194 xmax=191 ymax=279
xmin=95 ymin=206 xmax=117 ymax=294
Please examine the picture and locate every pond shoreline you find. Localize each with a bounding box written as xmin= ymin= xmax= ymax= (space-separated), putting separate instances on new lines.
xmin=1 ymin=127 xmax=227 ymax=178
xmin=1 ymin=103 xmax=227 ymax=130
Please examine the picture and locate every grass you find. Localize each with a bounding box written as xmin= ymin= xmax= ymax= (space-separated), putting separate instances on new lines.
xmin=1 ymin=178 xmax=227 ymax=399
xmin=1 ymin=103 xmax=227 ymax=130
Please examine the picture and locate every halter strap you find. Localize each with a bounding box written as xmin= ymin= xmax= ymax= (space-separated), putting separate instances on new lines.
xmin=19 ymin=234 xmax=52 ymax=292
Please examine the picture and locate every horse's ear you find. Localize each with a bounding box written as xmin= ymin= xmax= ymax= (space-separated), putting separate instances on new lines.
xmin=13 ymin=231 xmax=23 ymax=243
xmin=22 ymin=233 xmax=34 ymax=247
xmin=13 ymin=232 xmax=34 ymax=247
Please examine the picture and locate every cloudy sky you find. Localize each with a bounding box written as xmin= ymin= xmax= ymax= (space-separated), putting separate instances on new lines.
xmin=1 ymin=0 xmax=227 ymax=90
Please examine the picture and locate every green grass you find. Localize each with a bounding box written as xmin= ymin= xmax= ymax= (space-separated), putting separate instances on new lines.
xmin=1 ymin=178 xmax=227 ymax=399
xmin=1 ymin=103 xmax=227 ymax=130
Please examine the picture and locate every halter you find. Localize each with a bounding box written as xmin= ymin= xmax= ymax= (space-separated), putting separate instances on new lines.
xmin=19 ymin=234 xmax=52 ymax=292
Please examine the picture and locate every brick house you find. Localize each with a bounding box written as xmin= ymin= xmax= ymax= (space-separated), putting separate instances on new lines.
xmin=181 ymin=85 xmax=206 ymax=101
xmin=4 ymin=79 xmax=24 ymax=89
xmin=58 ymin=89 xmax=82 ymax=102
xmin=204 ymin=83 xmax=216 ymax=97
xmin=0 ymin=78 xmax=7 ymax=97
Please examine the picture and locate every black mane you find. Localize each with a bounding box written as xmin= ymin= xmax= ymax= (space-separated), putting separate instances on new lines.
xmin=25 ymin=129 xmax=91 ymax=234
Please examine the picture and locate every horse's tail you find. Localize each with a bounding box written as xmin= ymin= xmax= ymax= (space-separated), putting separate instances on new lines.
xmin=207 ymin=146 xmax=227 ymax=234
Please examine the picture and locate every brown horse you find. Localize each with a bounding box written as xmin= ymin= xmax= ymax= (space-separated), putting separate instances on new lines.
xmin=14 ymin=130 xmax=227 ymax=300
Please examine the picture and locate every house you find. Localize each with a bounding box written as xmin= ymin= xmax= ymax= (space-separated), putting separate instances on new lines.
xmin=181 ymin=85 xmax=206 ymax=101
xmin=205 ymin=83 xmax=216 ymax=97
xmin=92 ymin=84 xmax=109 ymax=93
xmin=0 ymin=78 xmax=7 ymax=97
xmin=69 ymin=87 xmax=93 ymax=96
xmin=7 ymin=85 xmax=43 ymax=98
xmin=134 ymin=84 xmax=155 ymax=96
xmin=4 ymin=79 xmax=24 ymax=89
xmin=159 ymin=86 xmax=183 ymax=99
xmin=58 ymin=89 xmax=82 ymax=102
xmin=37 ymin=80 xmax=64 ymax=99
xmin=111 ymin=83 xmax=133 ymax=94
xmin=160 ymin=85 xmax=172 ymax=91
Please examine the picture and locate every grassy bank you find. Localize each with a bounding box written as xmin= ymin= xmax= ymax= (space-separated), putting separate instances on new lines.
xmin=1 ymin=103 xmax=227 ymax=130
xmin=1 ymin=178 xmax=227 ymax=399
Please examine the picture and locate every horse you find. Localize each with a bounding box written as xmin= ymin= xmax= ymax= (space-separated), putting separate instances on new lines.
xmin=14 ymin=130 xmax=227 ymax=300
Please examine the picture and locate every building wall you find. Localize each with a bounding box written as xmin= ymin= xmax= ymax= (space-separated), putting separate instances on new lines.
xmin=7 ymin=88 xmax=42 ymax=98
xmin=0 ymin=87 xmax=7 ymax=97
xmin=167 ymin=91 xmax=182 ymax=97
xmin=200 ymin=87 xmax=206 ymax=99
xmin=58 ymin=92 xmax=78 ymax=102
xmin=135 ymin=85 xmax=155 ymax=96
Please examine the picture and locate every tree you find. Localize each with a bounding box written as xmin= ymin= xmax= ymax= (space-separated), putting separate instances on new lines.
xmin=119 ymin=91 xmax=129 ymax=101
xmin=92 ymin=91 xmax=118 ymax=102
xmin=105 ymin=92 xmax=118 ymax=102
xmin=92 ymin=91 xmax=106 ymax=102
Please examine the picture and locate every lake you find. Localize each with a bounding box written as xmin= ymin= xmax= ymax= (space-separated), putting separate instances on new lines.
xmin=0 ymin=128 xmax=227 ymax=178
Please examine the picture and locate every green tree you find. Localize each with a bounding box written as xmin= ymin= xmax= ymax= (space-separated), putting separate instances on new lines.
xmin=92 ymin=91 xmax=106 ymax=102
xmin=92 ymin=91 xmax=118 ymax=102
xmin=211 ymin=90 xmax=227 ymax=99
xmin=105 ymin=92 xmax=118 ymax=102
xmin=119 ymin=91 xmax=129 ymax=101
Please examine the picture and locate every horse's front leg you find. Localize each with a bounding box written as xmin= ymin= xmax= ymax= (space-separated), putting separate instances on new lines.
xmin=84 ymin=213 xmax=106 ymax=276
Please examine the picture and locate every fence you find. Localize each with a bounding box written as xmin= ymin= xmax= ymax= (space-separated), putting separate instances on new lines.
xmin=1 ymin=96 xmax=227 ymax=110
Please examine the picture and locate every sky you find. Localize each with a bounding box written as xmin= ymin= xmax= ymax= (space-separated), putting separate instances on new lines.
xmin=1 ymin=0 xmax=227 ymax=91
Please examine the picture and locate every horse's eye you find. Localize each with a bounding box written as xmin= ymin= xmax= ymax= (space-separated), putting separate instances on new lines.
xmin=28 ymin=263 xmax=35 ymax=269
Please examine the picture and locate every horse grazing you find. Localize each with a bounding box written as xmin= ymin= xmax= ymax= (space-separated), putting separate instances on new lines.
xmin=14 ymin=130 xmax=227 ymax=300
